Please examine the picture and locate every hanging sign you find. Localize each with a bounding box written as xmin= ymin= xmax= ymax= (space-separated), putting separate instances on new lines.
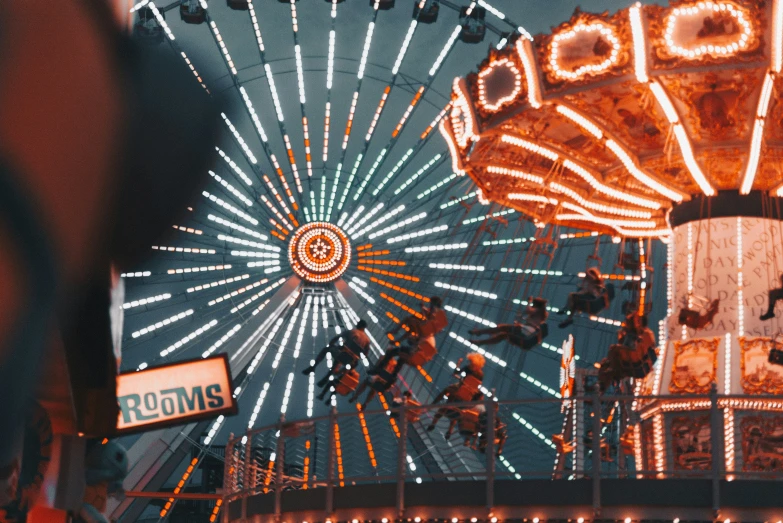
xmin=116 ymin=354 xmax=236 ymax=433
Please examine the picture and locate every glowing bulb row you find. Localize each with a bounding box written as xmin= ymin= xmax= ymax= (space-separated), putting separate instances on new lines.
xmin=202 ymin=325 xmax=242 ymax=359
xmin=160 ymin=320 xmax=218 ymax=357
xmin=209 ymin=171 xmax=252 ymax=207
xmin=405 ymin=243 xmax=467 ymax=253
xmin=209 ymin=215 xmax=266 ymax=241
xmin=131 ymin=309 xmax=194 ymax=339
xmin=221 ymin=113 xmax=257 ymax=165
xmin=434 ymin=281 xmax=497 ymax=299
xmin=123 ymin=293 xmax=171 ymax=310
xmin=387 ymin=225 xmax=447 ymax=244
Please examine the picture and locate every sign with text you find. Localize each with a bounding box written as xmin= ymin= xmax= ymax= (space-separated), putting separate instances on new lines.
xmin=116 ymin=354 xmax=236 ymax=433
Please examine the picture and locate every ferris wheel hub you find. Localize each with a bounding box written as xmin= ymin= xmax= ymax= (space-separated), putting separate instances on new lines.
xmin=288 ymin=222 xmax=351 ymax=283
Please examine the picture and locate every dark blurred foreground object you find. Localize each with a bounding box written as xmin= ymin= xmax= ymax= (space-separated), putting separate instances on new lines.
xmin=0 ymin=0 xmax=220 ymax=520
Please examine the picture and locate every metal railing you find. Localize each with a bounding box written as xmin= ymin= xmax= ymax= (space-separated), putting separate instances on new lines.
xmin=224 ymin=390 xmax=783 ymax=517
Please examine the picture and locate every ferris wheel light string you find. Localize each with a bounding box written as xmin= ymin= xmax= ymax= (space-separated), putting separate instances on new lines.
xmin=368 ymin=211 xmax=426 ymax=239
xmin=443 ymin=305 xmax=496 ymax=328
xmin=374 ymin=148 xmax=414 ymax=196
xmin=342 ymin=205 xmax=366 ymax=231
xmin=429 ymin=263 xmax=485 ymax=271
xmin=148 ymin=2 xmax=175 ymax=41
xmin=202 ymin=324 xmax=242 ymax=359
xmin=131 ymin=309 xmax=194 ymax=339
xmin=215 ymin=147 xmax=253 ymax=186
xmin=261 ymin=174 xmax=294 ymax=218
xmin=272 ymin=307 xmax=301 ymax=369
xmin=203 ymin=191 xmax=257 ymax=226
xmin=208 ymin=278 xmax=269 ymax=306
xmin=220 ymin=114 xmax=258 ymax=165
xmin=160 ymin=319 xmax=219 ymax=357
xmin=741 ymin=72 xmax=774 ymax=194
xmin=394 ymin=153 xmax=443 ymax=196
xmin=404 ymin=242 xmax=467 ymax=253
xmin=326 ymin=163 xmax=343 ymax=222
xmin=434 ymin=281 xmax=497 ymax=299
xmin=260 ymin=194 xmax=294 ymax=231
xmin=187 ymin=274 xmax=250 ymax=293
xmin=209 ymin=171 xmax=253 ymax=207
xmin=355 ymin=204 xmax=405 ymax=238
xmin=337 ymin=154 xmax=363 ymax=213
xmin=123 ymin=293 xmax=171 ymax=310
xmin=166 ymin=264 xmax=232 ymax=276
xmin=151 ymin=245 xmax=215 ymax=254
xmin=207 ymin=214 xmax=269 ymax=240
xmin=247 ymin=382 xmax=271 ymax=429
xmin=387 ymin=224 xmax=448 ymax=244
xmin=348 ymin=202 xmax=384 ymax=237
xmin=463 ymin=209 xmax=516 ymax=225
xmin=208 ymin=19 xmax=237 ymax=76
xmin=354 ymin=148 xmax=387 ymax=200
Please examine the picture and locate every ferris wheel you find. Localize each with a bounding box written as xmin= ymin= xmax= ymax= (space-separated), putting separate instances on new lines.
xmin=114 ymin=2 xmax=662 ymax=519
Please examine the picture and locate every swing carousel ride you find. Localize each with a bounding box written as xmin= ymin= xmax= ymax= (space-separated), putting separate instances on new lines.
xmin=114 ymin=0 xmax=783 ymax=520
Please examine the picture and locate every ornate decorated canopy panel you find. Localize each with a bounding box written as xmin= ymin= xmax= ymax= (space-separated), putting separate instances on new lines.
xmin=442 ymin=0 xmax=783 ymax=237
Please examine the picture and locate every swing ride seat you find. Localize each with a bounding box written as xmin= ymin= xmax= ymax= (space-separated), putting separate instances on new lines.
xmin=402 ymin=337 xmax=437 ymax=367
xmin=418 ymin=309 xmax=448 ymax=338
xmin=334 ymin=369 xmax=360 ymax=396
xmin=458 ymin=408 xmax=481 ymax=437
xmin=576 ymin=284 xmax=615 ymax=315
xmin=513 ymin=322 xmax=548 ymax=349
xmin=391 ymin=399 xmax=423 ymax=422
xmin=611 ymin=343 xmax=657 ymax=379
xmin=370 ymin=370 xmax=397 ymax=392
xmin=677 ymin=299 xmax=719 ymax=330
xmin=451 ymin=374 xmax=482 ymax=402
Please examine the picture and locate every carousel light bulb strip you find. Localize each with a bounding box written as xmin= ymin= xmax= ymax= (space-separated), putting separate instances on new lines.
xmin=387 ymin=225 xmax=448 ymax=244
xmin=646 ymin=81 xmax=714 ymax=196
xmin=186 ymin=274 xmax=250 ymax=294
xmin=488 ymin=166 xmax=544 ymax=185
xmin=216 ymin=147 xmax=253 ymax=186
xmin=152 ymin=245 xmax=215 ymax=254
xmin=514 ymin=38 xmax=542 ymax=108
xmin=434 ymin=281 xmax=497 ymax=299
xmin=404 ymin=243 xmax=468 ymax=253
xmin=209 ymin=171 xmax=253 ymax=207
xmin=629 ymin=4 xmax=648 ymax=83
xmin=123 ymin=293 xmax=171 ymax=310
xmin=653 ymin=413 xmax=665 ymax=477
xmin=741 ymin=72 xmax=774 ymax=194
xmin=221 ymin=113 xmax=258 ymax=165
xmin=373 ymin=148 xmax=414 ymax=196
xmin=131 ymin=309 xmax=194 ymax=339
xmin=160 ymin=320 xmax=218 ymax=357
xmin=443 ymin=305 xmax=496 ymax=327
xmin=550 ymin=22 xmax=620 ymax=81
xmin=202 ymin=324 xmax=242 ymax=359
xmin=664 ymin=3 xmax=752 ymax=59
xmin=550 ymin=182 xmax=653 ymax=219
xmin=368 ymin=212 xmax=427 ymax=239
xmin=394 ymin=154 xmax=442 ymax=196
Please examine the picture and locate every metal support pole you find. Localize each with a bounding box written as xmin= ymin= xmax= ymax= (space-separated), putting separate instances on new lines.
xmin=242 ymin=434 xmax=252 ymax=521
xmin=274 ymin=416 xmax=285 ymax=523
xmin=591 ymin=385 xmax=602 ymax=516
xmin=223 ymin=433 xmax=234 ymax=523
xmin=326 ymin=407 xmax=336 ymax=518
xmin=396 ymin=402 xmax=408 ymax=519
xmin=484 ymin=395 xmax=495 ymax=516
xmin=709 ymin=383 xmax=722 ymax=518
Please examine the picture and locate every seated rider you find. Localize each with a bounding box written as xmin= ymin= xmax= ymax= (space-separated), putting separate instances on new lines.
xmin=302 ymin=319 xmax=369 ymax=376
xmin=761 ymin=274 xmax=783 ymax=321
xmin=599 ymin=313 xmax=656 ymax=391
xmin=558 ymin=267 xmax=610 ymax=328
xmin=431 ymin=353 xmax=485 ymax=403
xmin=312 ymin=320 xmax=371 ymax=401
xmin=427 ymin=354 xmax=485 ymax=438
xmin=370 ymin=296 xmax=446 ymax=375
xmin=348 ymin=358 xmax=399 ymax=410
xmin=469 ymin=298 xmax=548 ymax=349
